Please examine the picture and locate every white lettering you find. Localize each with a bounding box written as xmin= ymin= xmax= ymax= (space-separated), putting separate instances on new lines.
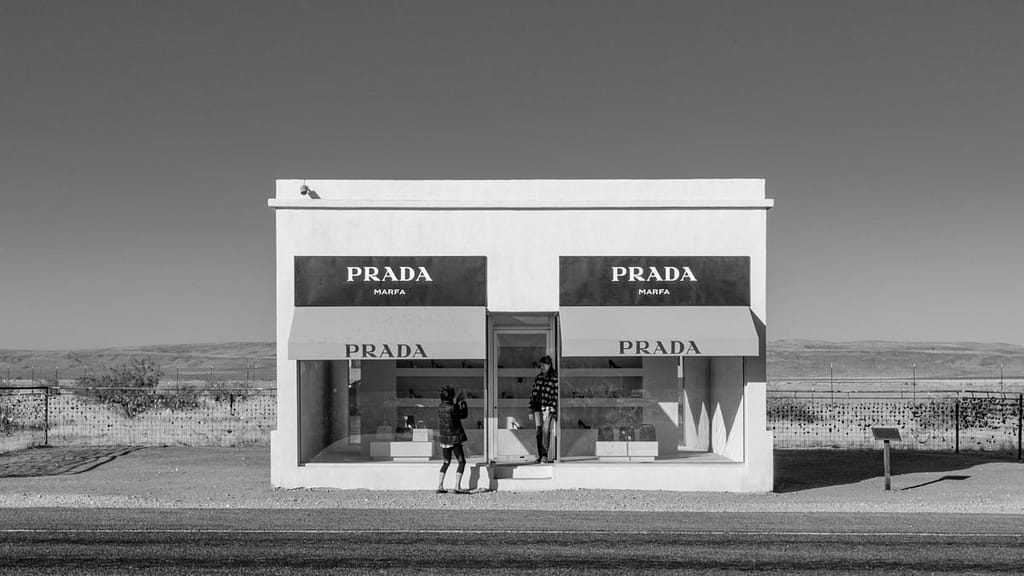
xmin=346 ymin=266 xmax=434 ymax=283
xmin=611 ymin=265 xmax=698 ymax=283
xmin=373 ymin=288 xmax=407 ymax=296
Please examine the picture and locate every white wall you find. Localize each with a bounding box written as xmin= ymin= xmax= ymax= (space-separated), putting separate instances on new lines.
xmin=682 ymin=357 xmax=711 ymax=451
xmin=277 ymin=208 xmax=767 ymax=315
xmin=710 ymin=357 xmax=745 ymax=460
xmin=297 ymin=361 xmax=329 ymax=463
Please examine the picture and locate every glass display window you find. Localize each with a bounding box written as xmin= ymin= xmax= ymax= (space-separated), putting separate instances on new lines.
xmin=298 ymin=358 xmax=485 ymax=463
xmin=559 ymin=356 xmax=683 ymax=461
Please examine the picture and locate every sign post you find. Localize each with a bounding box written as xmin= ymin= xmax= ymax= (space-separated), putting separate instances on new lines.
xmin=871 ymin=427 xmax=902 ymax=491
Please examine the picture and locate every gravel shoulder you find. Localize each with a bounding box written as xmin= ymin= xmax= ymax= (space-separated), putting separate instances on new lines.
xmin=0 ymin=446 xmax=1022 ymax=513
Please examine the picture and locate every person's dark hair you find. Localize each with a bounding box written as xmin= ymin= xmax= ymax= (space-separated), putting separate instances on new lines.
xmin=440 ymin=385 xmax=456 ymax=403
xmin=537 ymin=355 xmax=556 ymax=376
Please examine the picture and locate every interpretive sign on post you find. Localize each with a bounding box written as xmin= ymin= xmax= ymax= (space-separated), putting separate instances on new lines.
xmin=871 ymin=427 xmax=902 ymax=491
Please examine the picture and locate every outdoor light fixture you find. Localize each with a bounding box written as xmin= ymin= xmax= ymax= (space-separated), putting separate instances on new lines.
xmin=299 ymin=183 xmax=320 ymax=199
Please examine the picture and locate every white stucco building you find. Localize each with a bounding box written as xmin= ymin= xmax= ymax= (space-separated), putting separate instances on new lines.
xmin=269 ymin=179 xmax=774 ymax=491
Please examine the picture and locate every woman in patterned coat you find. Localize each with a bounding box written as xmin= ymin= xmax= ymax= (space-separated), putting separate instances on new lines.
xmin=528 ymin=355 xmax=558 ymax=463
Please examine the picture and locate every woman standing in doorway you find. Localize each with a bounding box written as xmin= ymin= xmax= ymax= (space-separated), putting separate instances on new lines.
xmin=436 ymin=385 xmax=469 ymax=494
xmin=528 ymin=355 xmax=558 ymax=463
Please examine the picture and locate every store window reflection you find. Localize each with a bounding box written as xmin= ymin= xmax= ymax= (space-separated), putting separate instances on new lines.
xmin=298 ymin=359 xmax=485 ymax=463
xmin=559 ymin=356 xmax=685 ymax=461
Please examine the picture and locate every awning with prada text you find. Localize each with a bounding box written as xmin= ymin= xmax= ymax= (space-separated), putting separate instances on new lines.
xmin=288 ymin=307 xmax=486 ymax=360
xmin=559 ymin=306 xmax=759 ymax=357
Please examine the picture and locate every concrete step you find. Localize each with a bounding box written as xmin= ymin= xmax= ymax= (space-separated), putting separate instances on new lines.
xmin=492 ymin=463 xmax=553 ymax=479
xmin=495 ymin=476 xmax=557 ymax=492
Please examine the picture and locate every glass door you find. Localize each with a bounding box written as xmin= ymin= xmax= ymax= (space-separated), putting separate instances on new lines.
xmin=487 ymin=314 xmax=555 ymax=463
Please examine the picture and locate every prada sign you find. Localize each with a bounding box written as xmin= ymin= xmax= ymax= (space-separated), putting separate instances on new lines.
xmin=295 ymin=256 xmax=486 ymax=306
xmin=619 ymin=340 xmax=701 ymax=355
xmin=560 ymin=256 xmax=749 ymax=306
xmin=344 ymin=343 xmax=427 ymax=359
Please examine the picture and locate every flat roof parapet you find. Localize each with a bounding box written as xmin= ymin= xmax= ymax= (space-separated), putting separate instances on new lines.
xmin=269 ymin=179 xmax=772 ymax=210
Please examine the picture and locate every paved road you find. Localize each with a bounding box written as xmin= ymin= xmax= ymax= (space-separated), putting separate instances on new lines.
xmin=2 ymin=509 xmax=1022 ymax=574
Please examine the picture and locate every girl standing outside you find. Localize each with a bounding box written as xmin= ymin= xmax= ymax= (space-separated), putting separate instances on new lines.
xmin=436 ymin=385 xmax=469 ymax=493
xmin=528 ymin=355 xmax=558 ymax=463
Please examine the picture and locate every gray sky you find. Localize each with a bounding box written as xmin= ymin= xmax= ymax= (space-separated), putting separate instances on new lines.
xmin=2 ymin=1 xmax=1022 ymax=349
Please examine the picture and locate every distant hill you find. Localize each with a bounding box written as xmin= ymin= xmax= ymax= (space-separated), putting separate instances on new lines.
xmin=1 ymin=340 xmax=1023 ymax=379
xmin=0 ymin=342 xmax=276 ymax=374
xmin=768 ymin=340 xmax=1024 ymax=379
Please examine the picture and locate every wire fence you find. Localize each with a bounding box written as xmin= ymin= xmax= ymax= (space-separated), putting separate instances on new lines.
xmin=767 ymin=391 xmax=1023 ymax=455
xmin=2 ymin=368 xmax=1022 ymax=457
xmin=0 ymin=386 xmax=275 ymax=453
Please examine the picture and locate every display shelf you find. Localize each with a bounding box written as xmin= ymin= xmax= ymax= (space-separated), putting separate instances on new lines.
xmin=561 ymin=398 xmax=656 ymax=408
xmin=561 ymin=368 xmax=644 ymax=378
xmin=395 ymin=366 xmax=485 ymax=402
xmin=495 ymin=368 xmax=538 ymax=377
xmin=393 ymin=398 xmax=485 ymax=408
xmin=394 ymin=368 xmax=485 ymax=377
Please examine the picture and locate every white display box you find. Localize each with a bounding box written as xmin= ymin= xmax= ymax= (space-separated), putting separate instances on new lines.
xmin=595 ymin=441 xmax=658 ymax=461
xmin=627 ymin=441 xmax=659 ymax=459
xmin=370 ymin=441 xmax=433 ymax=461
xmin=412 ymin=429 xmax=433 ymax=442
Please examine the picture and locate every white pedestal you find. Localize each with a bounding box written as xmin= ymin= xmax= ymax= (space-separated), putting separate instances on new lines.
xmin=370 ymin=441 xmax=433 ymax=461
xmin=595 ymin=441 xmax=659 ymax=461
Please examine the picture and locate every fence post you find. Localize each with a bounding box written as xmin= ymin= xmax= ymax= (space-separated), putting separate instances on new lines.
xmin=912 ymin=363 xmax=916 ymax=402
xmin=829 ymin=363 xmax=834 ymax=404
xmin=44 ymin=387 xmax=50 ymax=446
xmin=954 ymin=399 xmax=960 ymax=454
xmin=1017 ymin=393 xmax=1022 ymax=462
xmin=883 ymin=440 xmax=892 ymax=491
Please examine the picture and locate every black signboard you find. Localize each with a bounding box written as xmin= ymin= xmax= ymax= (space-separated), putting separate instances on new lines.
xmin=295 ymin=256 xmax=486 ymax=306
xmin=560 ymin=256 xmax=749 ymax=306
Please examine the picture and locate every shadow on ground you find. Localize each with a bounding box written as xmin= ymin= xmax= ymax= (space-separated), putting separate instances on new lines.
xmin=0 ymin=446 xmax=137 ymax=478
xmin=773 ymin=449 xmax=1016 ymax=493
